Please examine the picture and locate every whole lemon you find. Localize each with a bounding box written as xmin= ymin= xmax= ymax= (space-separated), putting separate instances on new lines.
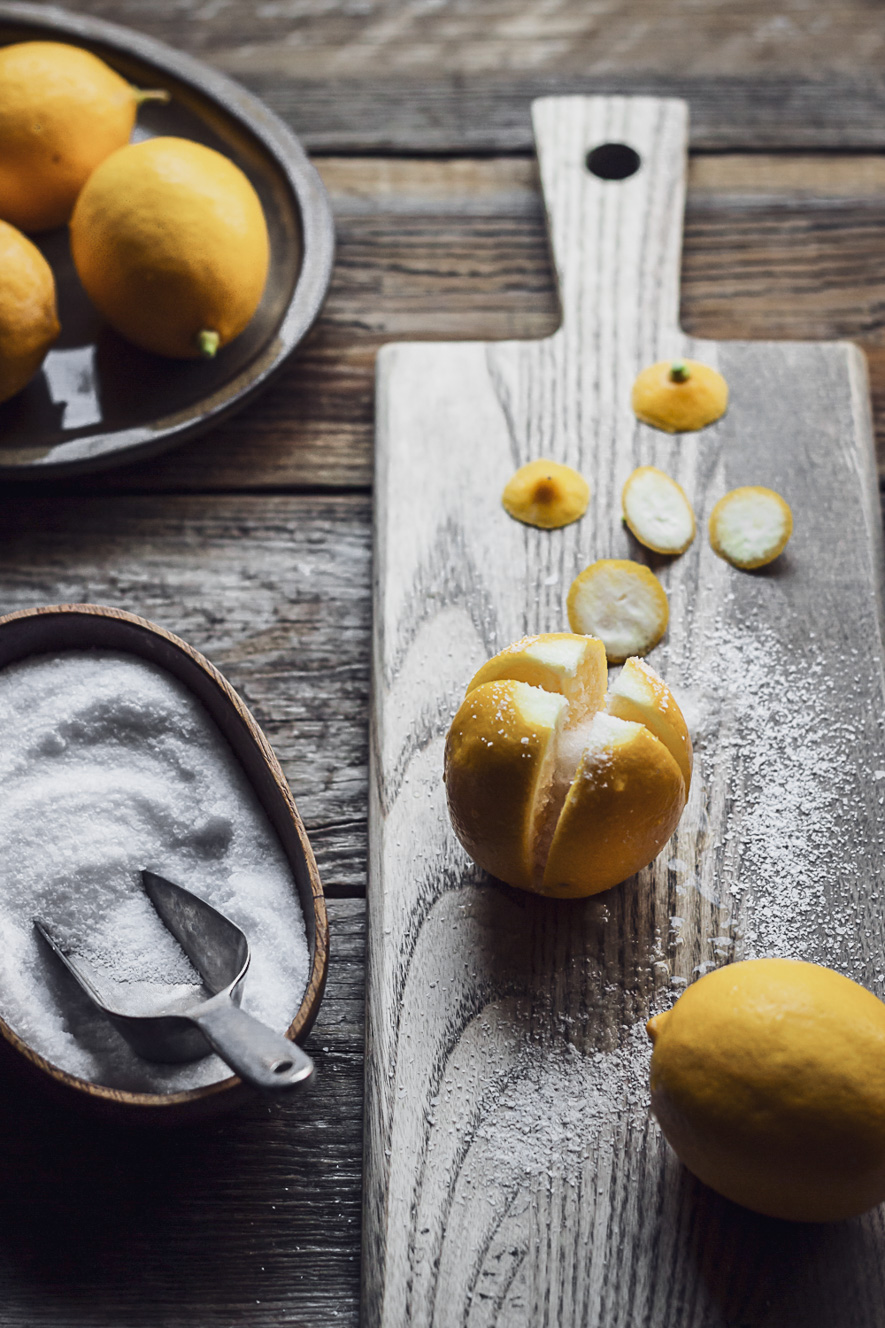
xmin=0 ymin=41 xmax=162 ymax=233
xmin=648 ymin=958 xmax=885 ymax=1221
xmin=70 ymin=137 xmax=270 ymax=359
xmin=0 ymin=220 xmax=60 ymax=404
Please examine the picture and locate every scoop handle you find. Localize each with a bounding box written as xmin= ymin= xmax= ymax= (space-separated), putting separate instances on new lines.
xmin=191 ymin=1002 xmax=314 ymax=1091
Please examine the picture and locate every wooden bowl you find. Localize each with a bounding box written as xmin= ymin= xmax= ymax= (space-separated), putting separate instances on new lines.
xmin=0 ymin=2 xmax=335 ymax=478
xmin=0 ymin=604 xmax=328 ymax=1123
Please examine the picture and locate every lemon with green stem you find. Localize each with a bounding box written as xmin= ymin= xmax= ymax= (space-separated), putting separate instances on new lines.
xmin=70 ymin=137 xmax=270 ymax=360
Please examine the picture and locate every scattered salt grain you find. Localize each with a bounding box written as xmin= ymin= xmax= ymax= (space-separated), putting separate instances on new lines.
xmin=0 ymin=651 xmax=310 ymax=1094
xmin=678 ymin=616 xmax=880 ymax=977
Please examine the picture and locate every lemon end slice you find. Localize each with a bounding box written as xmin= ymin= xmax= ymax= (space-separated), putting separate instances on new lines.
xmin=502 ymin=459 xmax=589 ymax=529
xmin=631 ymin=358 xmax=728 ymax=433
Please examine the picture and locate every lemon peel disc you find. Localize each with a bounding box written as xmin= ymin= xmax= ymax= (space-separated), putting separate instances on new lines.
xmin=502 ymin=459 xmax=589 ymax=529
xmin=622 ymin=466 xmax=695 ymax=555
xmin=631 ymin=358 xmax=728 ymax=433
xmin=567 ymin=559 xmax=669 ymax=663
xmin=709 ymin=485 xmax=793 ymax=569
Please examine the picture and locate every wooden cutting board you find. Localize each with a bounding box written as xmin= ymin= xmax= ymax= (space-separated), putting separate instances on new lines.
xmin=365 ymin=96 xmax=885 ymax=1328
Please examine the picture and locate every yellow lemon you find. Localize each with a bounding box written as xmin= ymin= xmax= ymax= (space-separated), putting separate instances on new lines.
xmin=70 ymin=137 xmax=270 ymax=359
xmin=444 ymin=634 xmax=691 ymax=897
xmin=632 ymin=358 xmax=728 ymax=433
xmin=0 ymin=41 xmax=165 ymax=232
xmin=0 ymin=220 xmax=60 ymax=404
xmin=647 ymin=958 xmax=885 ymax=1222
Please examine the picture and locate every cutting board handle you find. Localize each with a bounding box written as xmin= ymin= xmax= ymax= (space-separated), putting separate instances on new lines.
xmin=531 ymin=96 xmax=689 ymax=358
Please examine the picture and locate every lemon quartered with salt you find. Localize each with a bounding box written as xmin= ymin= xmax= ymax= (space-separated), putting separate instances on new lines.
xmin=444 ymin=633 xmax=691 ymax=897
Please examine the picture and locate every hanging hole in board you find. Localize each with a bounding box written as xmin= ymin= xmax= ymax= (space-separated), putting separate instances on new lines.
xmin=585 ymin=143 xmax=641 ymax=181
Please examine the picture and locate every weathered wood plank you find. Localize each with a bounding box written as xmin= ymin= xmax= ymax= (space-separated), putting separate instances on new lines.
xmin=72 ymin=153 xmax=885 ymax=495
xmin=367 ymin=95 xmax=885 ymax=1327
xmin=0 ymin=492 xmax=372 ymax=894
xmin=27 ymin=0 xmax=885 ymax=150
xmin=0 ymin=894 xmax=364 ymax=1328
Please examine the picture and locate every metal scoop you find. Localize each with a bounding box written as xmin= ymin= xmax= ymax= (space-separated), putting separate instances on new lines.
xmin=34 ymin=870 xmax=314 ymax=1093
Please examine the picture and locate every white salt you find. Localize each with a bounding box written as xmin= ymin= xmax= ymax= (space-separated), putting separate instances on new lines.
xmin=0 ymin=651 xmax=310 ymax=1094
xmin=678 ymin=616 xmax=879 ymax=980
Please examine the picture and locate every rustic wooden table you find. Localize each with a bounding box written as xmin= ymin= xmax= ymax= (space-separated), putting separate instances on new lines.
xmin=1 ymin=3 xmax=884 ymax=1325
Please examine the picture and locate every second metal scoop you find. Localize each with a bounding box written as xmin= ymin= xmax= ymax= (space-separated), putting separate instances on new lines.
xmin=35 ymin=870 xmax=314 ymax=1093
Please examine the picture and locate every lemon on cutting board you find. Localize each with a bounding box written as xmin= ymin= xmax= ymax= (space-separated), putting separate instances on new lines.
xmin=444 ymin=633 xmax=691 ymax=897
xmin=0 ymin=220 xmax=60 ymax=404
xmin=70 ymin=136 xmax=270 ymax=360
xmin=647 ymin=958 xmax=885 ymax=1222
xmin=0 ymin=40 xmax=167 ymax=233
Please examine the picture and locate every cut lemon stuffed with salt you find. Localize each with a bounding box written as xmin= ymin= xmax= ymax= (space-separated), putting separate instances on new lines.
xmin=709 ymin=485 xmax=793 ymax=569
xmin=444 ymin=634 xmax=691 ymax=897
xmin=567 ymin=559 xmax=668 ymax=663
xmin=632 ymin=358 xmax=728 ymax=433
xmin=622 ymin=466 xmax=695 ymax=556
xmin=648 ymin=958 xmax=885 ymax=1222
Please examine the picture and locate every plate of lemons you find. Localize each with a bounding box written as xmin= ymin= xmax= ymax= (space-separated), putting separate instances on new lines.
xmin=0 ymin=3 xmax=334 ymax=477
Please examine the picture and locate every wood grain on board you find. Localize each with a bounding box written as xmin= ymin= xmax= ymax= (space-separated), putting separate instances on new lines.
xmin=38 ymin=0 xmax=885 ymax=151
xmin=0 ymin=894 xmax=364 ymax=1328
xmin=0 ymin=491 xmax=372 ymax=894
xmin=72 ymin=152 xmax=885 ymax=495
xmin=367 ymin=95 xmax=885 ymax=1327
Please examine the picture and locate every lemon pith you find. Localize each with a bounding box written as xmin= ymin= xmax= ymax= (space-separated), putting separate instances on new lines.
xmin=622 ymin=466 xmax=696 ymax=555
xmin=444 ymin=634 xmax=690 ymax=897
xmin=567 ymin=560 xmax=669 ymax=663
xmin=709 ymin=486 xmax=793 ymax=569
xmin=648 ymin=958 xmax=885 ymax=1222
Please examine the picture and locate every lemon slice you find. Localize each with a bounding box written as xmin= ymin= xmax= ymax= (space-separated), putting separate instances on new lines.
xmin=622 ymin=466 xmax=695 ymax=555
xmin=567 ymin=559 xmax=668 ymax=663
xmin=708 ymin=485 xmax=793 ymax=569
xmin=501 ymin=459 xmax=589 ymax=529
xmin=631 ymin=358 xmax=728 ymax=433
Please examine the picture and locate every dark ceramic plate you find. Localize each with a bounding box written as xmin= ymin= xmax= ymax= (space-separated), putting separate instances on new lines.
xmin=0 ymin=2 xmax=334 ymax=478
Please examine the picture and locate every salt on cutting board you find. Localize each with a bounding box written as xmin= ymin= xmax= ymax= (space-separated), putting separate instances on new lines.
xmin=366 ymin=97 xmax=885 ymax=1327
xmin=0 ymin=650 xmax=310 ymax=1094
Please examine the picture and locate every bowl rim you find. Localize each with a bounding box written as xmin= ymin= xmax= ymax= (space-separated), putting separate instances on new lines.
xmin=0 ymin=602 xmax=329 ymax=1117
xmin=0 ymin=1 xmax=335 ymax=478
